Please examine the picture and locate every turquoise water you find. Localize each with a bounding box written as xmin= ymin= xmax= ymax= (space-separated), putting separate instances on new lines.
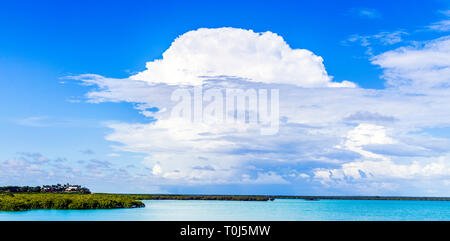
xmin=0 ymin=199 xmax=449 ymax=221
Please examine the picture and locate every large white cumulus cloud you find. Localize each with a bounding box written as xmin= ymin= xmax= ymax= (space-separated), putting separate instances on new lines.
xmin=130 ymin=28 xmax=355 ymax=88
xmin=70 ymin=28 xmax=450 ymax=195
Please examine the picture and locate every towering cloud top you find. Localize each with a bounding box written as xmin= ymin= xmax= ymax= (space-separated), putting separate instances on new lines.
xmin=131 ymin=28 xmax=355 ymax=88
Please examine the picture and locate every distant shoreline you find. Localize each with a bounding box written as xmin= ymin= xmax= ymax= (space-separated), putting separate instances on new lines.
xmin=115 ymin=194 xmax=450 ymax=201
xmin=1 ymin=193 xmax=449 ymax=211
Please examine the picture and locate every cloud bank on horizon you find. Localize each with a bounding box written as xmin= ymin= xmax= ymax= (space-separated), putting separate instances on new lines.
xmin=64 ymin=26 xmax=450 ymax=196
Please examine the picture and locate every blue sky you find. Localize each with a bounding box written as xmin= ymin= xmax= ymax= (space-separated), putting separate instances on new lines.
xmin=1 ymin=0 xmax=450 ymax=195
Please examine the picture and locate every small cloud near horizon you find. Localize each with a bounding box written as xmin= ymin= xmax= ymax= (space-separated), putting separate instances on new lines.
xmin=80 ymin=149 xmax=95 ymax=155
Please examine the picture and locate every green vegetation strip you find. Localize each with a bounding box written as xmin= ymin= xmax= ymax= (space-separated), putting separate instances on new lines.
xmin=0 ymin=193 xmax=144 ymax=211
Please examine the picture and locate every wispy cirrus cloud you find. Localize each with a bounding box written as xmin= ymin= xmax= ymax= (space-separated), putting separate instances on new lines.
xmin=426 ymin=10 xmax=450 ymax=32
xmin=350 ymin=7 xmax=382 ymax=19
xmin=427 ymin=20 xmax=450 ymax=32
xmin=15 ymin=116 xmax=100 ymax=128
xmin=343 ymin=30 xmax=408 ymax=55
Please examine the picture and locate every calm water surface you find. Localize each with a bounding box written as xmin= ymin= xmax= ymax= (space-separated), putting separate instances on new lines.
xmin=0 ymin=199 xmax=449 ymax=221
